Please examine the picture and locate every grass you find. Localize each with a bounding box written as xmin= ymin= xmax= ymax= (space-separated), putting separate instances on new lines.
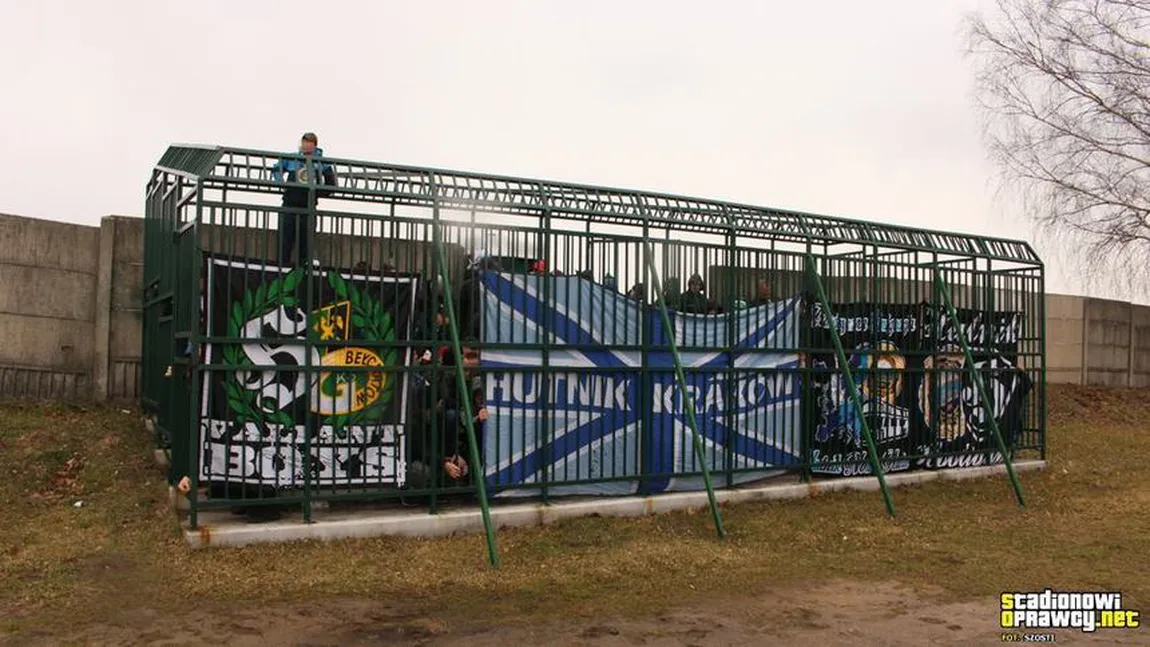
xmin=0 ymin=385 xmax=1148 ymax=640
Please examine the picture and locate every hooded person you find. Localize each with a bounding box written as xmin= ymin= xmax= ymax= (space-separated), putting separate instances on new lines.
xmin=271 ymin=132 xmax=338 ymax=267
xmin=678 ymin=273 xmax=714 ymax=314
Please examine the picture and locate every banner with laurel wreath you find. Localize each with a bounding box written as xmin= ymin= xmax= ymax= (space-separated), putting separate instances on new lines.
xmin=198 ymin=257 xmax=416 ymax=488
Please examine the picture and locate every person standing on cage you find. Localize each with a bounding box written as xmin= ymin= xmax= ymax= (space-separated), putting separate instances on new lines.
xmin=271 ymin=132 xmax=338 ymax=267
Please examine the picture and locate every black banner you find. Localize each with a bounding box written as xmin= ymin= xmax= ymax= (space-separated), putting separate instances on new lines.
xmin=199 ymin=257 xmax=417 ymax=488
xmin=809 ymin=301 xmax=1032 ymax=476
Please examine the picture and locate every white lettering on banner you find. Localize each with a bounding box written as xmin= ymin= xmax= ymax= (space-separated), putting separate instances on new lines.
xmin=653 ymin=374 xmax=793 ymax=415
xmin=875 ymin=315 xmax=918 ymax=335
xmin=488 ymin=373 xmax=632 ymax=411
xmin=811 ymin=304 xmax=917 ymax=337
xmin=869 ymin=401 xmax=911 ymax=443
xmin=200 ymin=420 xmax=404 ymax=486
xmin=927 ymin=310 xmax=1022 ymax=347
xmin=811 ymin=448 xmax=911 ymax=475
xmin=219 ymin=422 xmax=383 ymax=444
xmin=996 ymin=314 xmax=1022 ymax=345
xmin=553 ymin=374 xmax=631 ymax=411
xmin=205 ymin=442 xmax=401 ymax=484
xmin=918 ymin=451 xmax=1004 ymax=470
xmin=486 ymin=365 xmax=796 ymax=418
xmin=874 ymin=412 xmax=910 ymax=443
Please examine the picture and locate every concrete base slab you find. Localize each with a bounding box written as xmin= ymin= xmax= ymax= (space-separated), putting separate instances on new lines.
xmin=184 ymin=460 xmax=1045 ymax=548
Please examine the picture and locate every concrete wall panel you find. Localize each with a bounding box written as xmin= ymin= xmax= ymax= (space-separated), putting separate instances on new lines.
xmin=0 ymin=214 xmax=98 ymax=272
xmin=0 ymin=313 xmax=92 ymax=372
xmin=0 ymin=265 xmax=95 ymax=322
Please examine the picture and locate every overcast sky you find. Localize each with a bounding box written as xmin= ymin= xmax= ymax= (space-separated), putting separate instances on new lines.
xmin=0 ymin=0 xmax=1109 ymax=298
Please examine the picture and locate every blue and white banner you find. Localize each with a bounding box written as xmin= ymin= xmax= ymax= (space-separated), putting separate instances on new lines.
xmin=647 ymin=303 xmax=802 ymax=493
xmin=480 ymin=272 xmax=802 ymax=496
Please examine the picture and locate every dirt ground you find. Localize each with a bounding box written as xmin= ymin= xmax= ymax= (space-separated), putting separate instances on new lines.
xmin=16 ymin=581 xmax=1145 ymax=646
xmin=3 ymin=386 xmax=1150 ymax=646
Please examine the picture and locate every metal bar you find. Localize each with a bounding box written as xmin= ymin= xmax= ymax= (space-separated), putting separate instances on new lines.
xmin=933 ymin=269 xmax=1026 ymax=507
xmin=185 ymin=181 xmax=204 ymax=528
xmin=540 ymin=209 xmax=552 ymax=503
xmin=161 ymin=145 xmax=1043 ymax=264
xmin=434 ymin=220 xmax=501 ymax=567
xmin=642 ymin=240 xmax=727 ymax=539
xmin=803 ymin=254 xmax=896 ymax=517
xmin=724 ymin=228 xmax=735 ymax=489
xmin=301 ymin=163 xmax=316 ymax=524
xmin=1038 ymin=268 xmax=1048 ymax=460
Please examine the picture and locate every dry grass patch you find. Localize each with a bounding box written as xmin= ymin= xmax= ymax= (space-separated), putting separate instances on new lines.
xmin=0 ymin=384 xmax=1147 ymax=642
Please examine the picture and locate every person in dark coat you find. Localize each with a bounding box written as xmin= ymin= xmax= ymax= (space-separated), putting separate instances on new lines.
xmin=437 ymin=346 xmax=486 ymax=482
xmin=271 ymin=132 xmax=338 ymax=267
xmin=678 ymin=274 xmax=716 ymax=314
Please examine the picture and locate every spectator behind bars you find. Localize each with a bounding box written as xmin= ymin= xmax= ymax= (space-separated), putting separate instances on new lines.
xmin=458 ymin=254 xmax=502 ymax=341
xmin=271 ymin=132 xmax=338 ymax=267
xmin=678 ymin=273 xmax=717 ymax=314
xmin=626 ymin=282 xmax=646 ymax=303
xmin=438 ymin=345 xmax=487 ymax=482
xmin=416 ymin=278 xmax=448 ymax=366
xmin=750 ymin=278 xmax=773 ymax=307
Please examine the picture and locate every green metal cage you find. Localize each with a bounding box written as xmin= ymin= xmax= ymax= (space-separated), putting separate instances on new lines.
xmin=144 ymin=144 xmax=1045 ymax=562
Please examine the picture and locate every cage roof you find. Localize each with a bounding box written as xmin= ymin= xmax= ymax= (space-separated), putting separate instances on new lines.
xmin=153 ymin=144 xmax=1041 ymax=264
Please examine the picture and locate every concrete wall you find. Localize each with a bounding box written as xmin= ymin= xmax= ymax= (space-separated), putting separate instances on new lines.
xmin=1078 ymin=297 xmax=1150 ymax=388
xmin=1135 ymin=306 xmax=1150 ymax=388
xmin=0 ymin=212 xmax=1146 ymax=399
xmin=1045 ymin=294 xmax=1085 ymax=385
xmin=1025 ymin=294 xmax=1150 ymax=386
xmin=0 ymin=214 xmax=99 ymax=398
xmin=108 ymin=217 xmax=145 ymax=399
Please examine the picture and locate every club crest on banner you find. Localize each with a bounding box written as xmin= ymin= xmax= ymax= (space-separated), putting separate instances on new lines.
xmin=199 ymin=258 xmax=416 ymax=488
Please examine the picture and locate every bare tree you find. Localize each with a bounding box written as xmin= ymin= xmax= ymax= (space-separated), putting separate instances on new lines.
xmin=967 ymin=0 xmax=1150 ymax=290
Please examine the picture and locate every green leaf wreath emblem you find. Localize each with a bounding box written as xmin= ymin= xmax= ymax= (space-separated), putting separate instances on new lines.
xmin=222 ymin=268 xmax=397 ymax=438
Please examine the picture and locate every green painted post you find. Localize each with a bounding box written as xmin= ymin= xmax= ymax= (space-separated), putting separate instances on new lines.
xmin=643 ymin=241 xmax=727 ymax=539
xmin=804 ymin=255 xmax=896 ymax=518
xmin=433 ymin=220 xmax=502 ymax=567
xmin=933 ymin=270 xmax=1026 ymax=507
xmin=1037 ymin=269 xmax=1048 ymax=461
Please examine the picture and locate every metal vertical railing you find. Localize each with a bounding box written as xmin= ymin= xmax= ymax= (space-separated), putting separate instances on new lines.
xmin=433 ymin=217 xmax=501 ymax=566
xmin=643 ymin=240 xmax=727 ymax=539
xmin=933 ymin=269 xmax=1026 ymax=507
xmin=804 ymin=254 xmax=896 ymax=517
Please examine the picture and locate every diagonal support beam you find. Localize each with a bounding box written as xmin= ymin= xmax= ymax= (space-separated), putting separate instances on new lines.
xmin=933 ymin=270 xmax=1026 ymax=507
xmin=804 ymin=255 xmax=896 ymax=517
xmin=434 ymin=222 xmax=502 ymax=567
xmin=643 ymin=241 xmax=727 ymax=539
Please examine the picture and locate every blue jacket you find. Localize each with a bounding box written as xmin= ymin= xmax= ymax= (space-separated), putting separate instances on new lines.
xmin=271 ymin=148 xmax=337 ymax=207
